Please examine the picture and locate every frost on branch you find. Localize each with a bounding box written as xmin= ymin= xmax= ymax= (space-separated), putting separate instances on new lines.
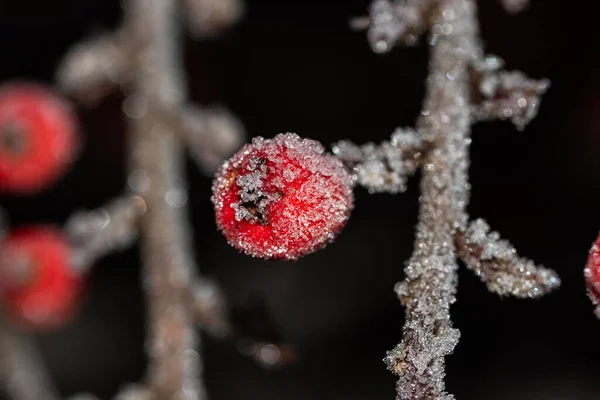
xmin=65 ymin=196 xmax=147 ymax=272
xmin=470 ymin=55 xmax=550 ymax=130
xmin=455 ymin=219 xmax=560 ymax=298
xmin=55 ymin=32 xmax=134 ymax=105
xmin=180 ymin=105 xmax=246 ymax=174
xmin=350 ymin=0 xmax=432 ymax=53
xmin=182 ymin=0 xmax=245 ymax=38
xmin=332 ymin=128 xmax=426 ymax=193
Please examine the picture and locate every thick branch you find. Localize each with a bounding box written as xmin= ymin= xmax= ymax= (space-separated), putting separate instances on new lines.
xmin=124 ymin=0 xmax=204 ymax=398
xmin=383 ymin=1 xmax=478 ymax=398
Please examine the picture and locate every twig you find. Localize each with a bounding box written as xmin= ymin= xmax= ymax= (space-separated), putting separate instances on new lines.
xmin=0 ymin=319 xmax=60 ymax=400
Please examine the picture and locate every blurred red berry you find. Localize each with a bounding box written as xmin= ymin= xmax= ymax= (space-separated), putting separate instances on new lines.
xmin=585 ymin=233 xmax=600 ymax=308
xmin=0 ymin=83 xmax=79 ymax=193
xmin=0 ymin=226 xmax=83 ymax=331
xmin=212 ymin=133 xmax=354 ymax=260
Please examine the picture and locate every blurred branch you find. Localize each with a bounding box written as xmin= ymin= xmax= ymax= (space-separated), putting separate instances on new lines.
xmin=0 ymin=319 xmax=60 ymax=400
xmin=181 ymin=0 xmax=245 ymax=38
xmin=65 ymin=196 xmax=147 ymax=273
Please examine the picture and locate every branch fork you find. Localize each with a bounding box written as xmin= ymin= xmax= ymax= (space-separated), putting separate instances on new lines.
xmin=346 ymin=0 xmax=559 ymax=398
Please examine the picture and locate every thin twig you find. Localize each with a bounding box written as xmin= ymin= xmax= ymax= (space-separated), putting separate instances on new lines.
xmin=0 ymin=319 xmax=60 ymax=400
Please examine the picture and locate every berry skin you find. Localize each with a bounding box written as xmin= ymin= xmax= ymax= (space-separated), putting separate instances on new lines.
xmin=0 ymin=226 xmax=83 ymax=331
xmin=212 ymin=133 xmax=354 ymax=260
xmin=0 ymin=83 xmax=79 ymax=193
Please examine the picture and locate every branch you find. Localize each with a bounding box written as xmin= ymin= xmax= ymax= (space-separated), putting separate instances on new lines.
xmin=0 ymin=319 xmax=60 ymax=400
xmin=469 ymin=55 xmax=550 ymax=130
xmin=352 ymin=0 xmax=560 ymax=399
xmin=332 ymin=127 xmax=427 ymax=193
xmin=55 ymin=29 xmax=141 ymax=106
xmin=65 ymin=196 xmax=147 ymax=272
xmin=181 ymin=0 xmax=245 ymax=38
xmin=350 ymin=0 xmax=436 ymax=52
xmin=455 ymin=219 xmax=560 ymax=298
xmin=123 ymin=0 xmax=205 ymax=397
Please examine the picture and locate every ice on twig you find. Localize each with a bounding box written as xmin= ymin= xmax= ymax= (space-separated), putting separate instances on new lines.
xmin=65 ymin=196 xmax=147 ymax=272
xmin=351 ymin=0 xmax=430 ymax=53
xmin=456 ymin=218 xmax=560 ymax=298
xmin=332 ymin=127 xmax=426 ymax=193
xmin=470 ymin=55 xmax=550 ymax=130
xmin=56 ymin=32 xmax=134 ymax=105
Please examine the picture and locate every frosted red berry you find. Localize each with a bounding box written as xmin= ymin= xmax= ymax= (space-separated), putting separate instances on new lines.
xmin=0 ymin=83 xmax=79 ymax=193
xmin=0 ymin=226 xmax=83 ymax=331
xmin=585 ymin=233 xmax=600 ymax=310
xmin=212 ymin=133 xmax=354 ymax=260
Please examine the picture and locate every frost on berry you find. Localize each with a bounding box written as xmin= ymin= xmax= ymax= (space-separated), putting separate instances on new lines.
xmin=0 ymin=82 xmax=79 ymax=194
xmin=585 ymin=234 xmax=600 ymax=317
xmin=0 ymin=226 xmax=83 ymax=331
xmin=212 ymin=133 xmax=354 ymax=260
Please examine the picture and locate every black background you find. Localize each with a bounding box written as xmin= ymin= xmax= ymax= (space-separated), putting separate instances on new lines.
xmin=1 ymin=0 xmax=599 ymax=399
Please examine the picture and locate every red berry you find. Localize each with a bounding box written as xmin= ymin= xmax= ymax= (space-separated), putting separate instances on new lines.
xmin=0 ymin=226 xmax=83 ymax=331
xmin=212 ymin=133 xmax=354 ymax=260
xmin=585 ymin=234 xmax=600 ymax=309
xmin=0 ymin=83 xmax=79 ymax=193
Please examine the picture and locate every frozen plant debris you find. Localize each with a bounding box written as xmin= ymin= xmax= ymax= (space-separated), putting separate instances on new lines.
xmin=212 ymin=133 xmax=354 ymax=260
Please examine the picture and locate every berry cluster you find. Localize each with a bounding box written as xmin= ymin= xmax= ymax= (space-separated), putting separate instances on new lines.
xmin=212 ymin=133 xmax=354 ymax=260
xmin=0 ymin=82 xmax=82 ymax=331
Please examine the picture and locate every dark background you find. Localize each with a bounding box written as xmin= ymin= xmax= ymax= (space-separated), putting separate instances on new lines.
xmin=1 ymin=0 xmax=599 ymax=399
